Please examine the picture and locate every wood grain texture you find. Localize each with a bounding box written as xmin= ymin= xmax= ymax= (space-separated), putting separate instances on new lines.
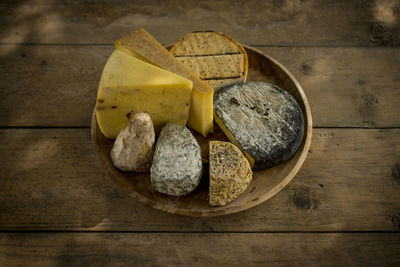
xmin=0 ymin=128 xmax=399 ymax=231
xmin=0 ymin=233 xmax=399 ymax=266
xmin=0 ymin=45 xmax=109 ymax=127
xmin=0 ymin=45 xmax=399 ymax=127
xmin=265 ymin=47 xmax=400 ymax=128
xmin=0 ymin=0 xmax=399 ymax=46
xmin=0 ymin=1 xmax=398 ymax=264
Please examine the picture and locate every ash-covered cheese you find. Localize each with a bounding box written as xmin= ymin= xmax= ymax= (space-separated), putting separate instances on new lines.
xmin=110 ymin=112 xmax=155 ymax=172
xmin=151 ymin=123 xmax=202 ymax=196
xmin=214 ymin=82 xmax=304 ymax=170
xmin=209 ymin=141 xmax=253 ymax=206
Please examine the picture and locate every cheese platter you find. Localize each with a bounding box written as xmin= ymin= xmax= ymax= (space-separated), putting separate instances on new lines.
xmin=91 ymin=30 xmax=312 ymax=216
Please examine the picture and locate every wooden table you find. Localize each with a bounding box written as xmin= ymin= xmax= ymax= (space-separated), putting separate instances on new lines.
xmin=1 ymin=1 xmax=399 ymax=266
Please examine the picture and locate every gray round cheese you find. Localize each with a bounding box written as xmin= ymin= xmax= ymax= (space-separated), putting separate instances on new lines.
xmin=151 ymin=123 xmax=202 ymax=196
xmin=214 ymin=82 xmax=304 ymax=170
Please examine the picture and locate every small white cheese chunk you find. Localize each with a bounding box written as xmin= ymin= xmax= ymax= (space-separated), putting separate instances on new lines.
xmin=110 ymin=112 xmax=155 ymax=172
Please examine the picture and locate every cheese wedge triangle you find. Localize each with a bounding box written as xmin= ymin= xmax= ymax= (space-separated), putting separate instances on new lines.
xmin=209 ymin=141 xmax=253 ymax=206
xmin=115 ymin=28 xmax=214 ymax=137
xmin=96 ymin=50 xmax=193 ymax=138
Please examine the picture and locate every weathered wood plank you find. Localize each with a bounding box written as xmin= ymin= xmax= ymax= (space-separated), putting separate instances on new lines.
xmin=0 ymin=44 xmax=107 ymax=127
xmin=0 ymin=45 xmax=399 ymax=127
xmin=1 ymin=0 xmax=399 ymax=46
xmin=0 ymin=233 xmax=399 ymax=266
xmin=265 ymin=47 xmax=400 ymax=127
xmin=0 ymin=128 xmax=399 ymax=231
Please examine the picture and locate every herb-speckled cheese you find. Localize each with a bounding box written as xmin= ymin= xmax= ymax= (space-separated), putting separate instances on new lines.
xmin=209 ymin=141 xmax=253 ymax=206
xmin=151 ymin=123 xmax=202 ymax=196
xmin=214 ymin=82 xmax=304 ymax=170
xmin=96 ymin=50 xmax=193 ymax=138
xmin=115 ymin=28 xmax=214 ymax=137
xmin=170 ymin=31 xmax=248 ymax=91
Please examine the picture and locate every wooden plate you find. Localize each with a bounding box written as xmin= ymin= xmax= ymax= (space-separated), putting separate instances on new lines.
xmin=91 ymin=45 xmax=312 ymax=216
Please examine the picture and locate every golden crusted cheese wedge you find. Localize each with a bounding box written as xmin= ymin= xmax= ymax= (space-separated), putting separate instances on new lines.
xmin=176 ymin=54 xmax=244 ymax=79
xmin=170 ymin=31 xmax=248 ymax=91
xmin=115 ymin=28 xmax=214 ymax=137
xmin=209 ymin=141 xmax=253 ymax=206
xmin=96 ymin=50 xmax=192 ymax=138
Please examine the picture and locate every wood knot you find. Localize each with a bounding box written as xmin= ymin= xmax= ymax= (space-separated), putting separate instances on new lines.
xmin=201 ymin=221 xmax=214 ymax=232
xmin=300 ymin=63 xmax=313 ymax=75
xmin=359 ymin=93 xmax=378 ymax=126
xmin=392 ymin=161 xmax=400 ymax=184
xmin=391 ymin=213 xmax=400 ymax=232
xmin=40 ymin=59 xmax=48 ymax=68
xmin=370 ymin=22 xmax=393 ymax=45
xmin=290 ymin=187 xmax=319 ymax=212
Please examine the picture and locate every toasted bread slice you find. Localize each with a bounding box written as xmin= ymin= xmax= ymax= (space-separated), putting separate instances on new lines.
xmin=170 ymin=31 xmax=248 ymax=91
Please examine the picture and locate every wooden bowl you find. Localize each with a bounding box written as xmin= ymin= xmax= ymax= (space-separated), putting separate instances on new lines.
xmin=91 ymin=45 xmax=312 ymax=216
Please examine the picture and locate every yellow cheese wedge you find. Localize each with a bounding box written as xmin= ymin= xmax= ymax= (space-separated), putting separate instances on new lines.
xmin=96 ymin=50 xmax=193 ymax=138
xmin=115 ymin=28 xmax=214 ymax=137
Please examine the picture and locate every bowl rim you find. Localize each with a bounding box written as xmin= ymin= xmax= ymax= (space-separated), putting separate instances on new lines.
xmin=91 ymin=44 xmax=313 ymax=216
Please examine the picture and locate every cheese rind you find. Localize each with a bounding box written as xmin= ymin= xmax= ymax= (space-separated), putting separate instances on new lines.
xmin=96 ymin=50 xmax=193 ymax=138
xmin=204 ymin=77 xmax=244 ymax=92
xmin=170 ymin=32 xmax=243 ymax=56
xmin=151 ymin=123 xmax=202 ymax=196
xmin=170 ymin=31 xmax=248 ymax=91
xmin=214 ymin=82 xmax=304 ymax=170
xmin=110 ymin=112 xmax=155 ymax=172
xmin=175 ymin=54 xmax=244 ymax=79
xmin=115 ymin=28 xmax=214 ymax=137
xmin=209 ymin=141 xmax=252 ymax=206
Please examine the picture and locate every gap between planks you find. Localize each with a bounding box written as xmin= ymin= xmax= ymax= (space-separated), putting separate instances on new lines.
xmin=1 ymin=45 xmax=399 ymax=128
xmin=0 ymin=232 xmax=399 ymax=266
xmin=1 ymin=43 xmax=400 ymax=48
xmin=0 ymin=230 xmax=399 ymax=234
xmin=1 ymin=126 xmax=399 ymax=129
xmin=0 ymin=128 xmax=399 ymax=232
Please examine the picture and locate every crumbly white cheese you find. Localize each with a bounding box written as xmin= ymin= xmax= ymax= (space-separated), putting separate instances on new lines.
xmin=110 ymin=112 xmax=155 ymax=172
xmin=151 ymin=123 xmax=202 ymax=196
